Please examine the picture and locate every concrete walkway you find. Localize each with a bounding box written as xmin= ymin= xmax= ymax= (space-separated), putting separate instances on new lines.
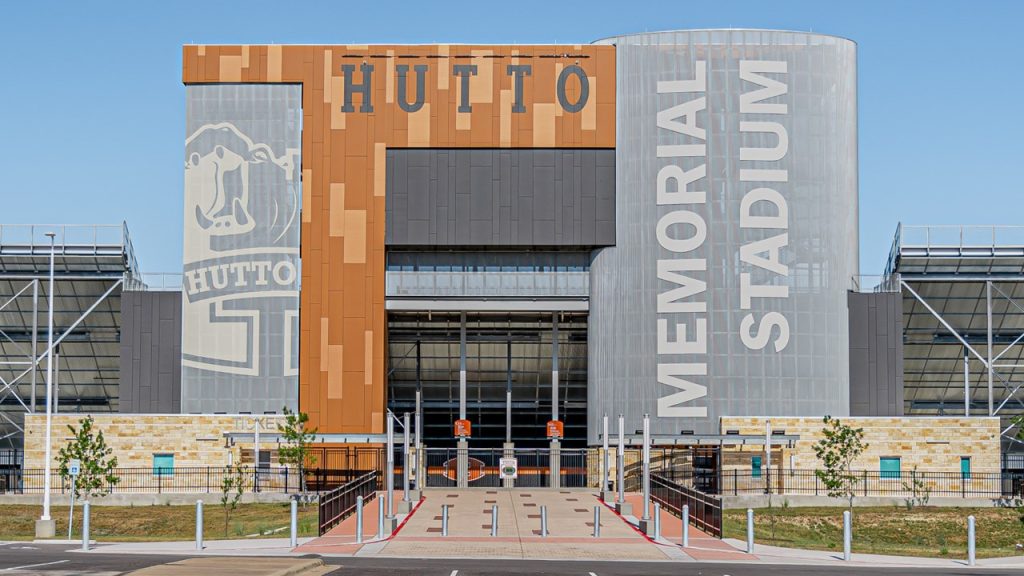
xmin=124 ymin=557 xmax=331 ymax=575
xmin=618 ymin=492 xmax=750 ymax=561
xmin=372 ymin=489 xmax=671 ymax=560
xmin=86 ymin=537 xmax=317 ymax=556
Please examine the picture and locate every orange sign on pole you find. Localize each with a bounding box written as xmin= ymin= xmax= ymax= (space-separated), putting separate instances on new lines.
xmin=546 ymin=419 xmax=564 ymax=439
xmin=454 ymin=419 xmax=472 ymax=438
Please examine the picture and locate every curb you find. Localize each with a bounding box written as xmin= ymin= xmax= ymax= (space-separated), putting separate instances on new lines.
xmin=268 ymin=558 xmax=325 ymax=576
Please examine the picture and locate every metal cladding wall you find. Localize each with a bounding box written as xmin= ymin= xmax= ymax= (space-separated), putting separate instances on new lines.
xmin=183 ymin=45 xmax=615 ymax=433
xmin=385 ymin=149 xmax=615 ymax=247
xmin=119 ymin=290 xmax=183 ymax=414
xmin=589 ymin=30 xmax=858 ymax=440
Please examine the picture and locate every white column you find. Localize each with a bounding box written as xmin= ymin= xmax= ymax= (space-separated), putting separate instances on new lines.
xmin=506 ymin=339 xmax=512 ymax=444
xmin=53 ymin=347 xmax=60 ymax=413
xmin=765 ymin=418 xmax=771 ymax=494
xmin=987 ymin=281 xmax=994 ymax=416
xmin=403 ymin=412 xmax=411 ymax=502
xmin=551 ymin=313 xmax=559 ymax=424
xmin=30 ymin=280 xmax=38 ymax=412
xmin=41 ymin=233 xmax=56 ymax=522
xmin=386 ymin=413 xmax=395 ymax=518
xmin=964 ymin=352 xmax=970 ymax=417
xmin=602 ymin=413 xmax=609 ymax=492
xmin=254 ymin=417 xmax=260 ymax=467
xmin=459 ymin=313 xmax=467 ymax=422
xmin=616 ymin=414 xmax=625 ymax=504
xmin=642 ymin=413 xmax=650 ymax=521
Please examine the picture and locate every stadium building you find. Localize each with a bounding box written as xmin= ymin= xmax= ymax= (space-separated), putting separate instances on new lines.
xmin=4 ymin=30 xmax=1020 ymax=491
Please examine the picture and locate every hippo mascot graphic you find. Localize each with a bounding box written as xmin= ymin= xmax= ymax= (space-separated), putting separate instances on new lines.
xmin=181 ymin=121 xmax=300 ymax=380
xmin=184 ymin=122 xmax=299 ymax=251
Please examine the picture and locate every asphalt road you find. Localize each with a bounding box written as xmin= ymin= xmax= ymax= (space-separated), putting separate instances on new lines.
xmin=0 ymin=545 xmax=1019 ymax=576
xmin=325 ymin=557 xmax=1019 ymax=575
xmin=0 ymin=543 xmax=181 ymax=574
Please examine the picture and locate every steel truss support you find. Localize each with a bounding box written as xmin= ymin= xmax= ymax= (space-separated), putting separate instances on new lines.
xmin=0 ymin=277 xmax=123 ymax=446
xmin=901 ymin=278 xmax=1024 ymax=442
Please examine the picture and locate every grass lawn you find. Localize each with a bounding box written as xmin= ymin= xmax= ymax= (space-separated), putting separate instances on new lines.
xmin=723 ymin=505 xmax=1024 ymax=559
xmin=0 ymin=502 xmax=318 ymax=542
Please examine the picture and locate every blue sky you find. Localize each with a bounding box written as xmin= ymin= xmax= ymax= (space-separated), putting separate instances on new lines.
xmin=0 ymin=0 xmax=1020 ymax=274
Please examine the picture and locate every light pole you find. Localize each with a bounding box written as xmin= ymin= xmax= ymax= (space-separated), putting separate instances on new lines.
xmin=37 ymin=232 xmax=57 ymax=537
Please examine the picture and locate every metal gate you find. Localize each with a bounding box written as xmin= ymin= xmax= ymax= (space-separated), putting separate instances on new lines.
xmin=422 ymin=447 xmax=588 ymax=488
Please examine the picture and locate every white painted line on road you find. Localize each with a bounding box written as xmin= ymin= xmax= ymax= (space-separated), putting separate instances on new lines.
xmin=589 ymin=572 xmax=598 ymax=576
xmin=4 ymin=560 xmax=69 ymax=571
xmin=449 ymin=571 xmax=458 ymax=576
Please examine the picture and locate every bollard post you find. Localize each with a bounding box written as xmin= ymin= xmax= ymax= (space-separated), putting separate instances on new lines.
xmin=378 ymin=495 xmax=386 ymax=539
xmin=290 ymin=498 xmax=298 ymax=548
xmin=682 ymin=504 xmax=689 ymax=547
xmin=966 ymin=510 xmax=974 ymax=565
xmin=441 ymin=504 xmax=449 ymax=537
xmin=843 ymin=510 xmax=851 ymax=561
xmin=81 ymin=501 xmax=90 ymax=551
xmin=491 ymin=505 xmax=498 ymax=537
xmin=653 ymin=502 xmax=661 ymax=541
xmin=746 ymin=508 xmax=754 ymax=554
xmin=540 ymin=505 xmax=548 ymax=537
xmin=356 ymin=496 xmax=364 ymax=543
xmin=195 ymin=500 xmax=204 ymax=550
xmin=593 ymin=506 xmax=601 ymax=538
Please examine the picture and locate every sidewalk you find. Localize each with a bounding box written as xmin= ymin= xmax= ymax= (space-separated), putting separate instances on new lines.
xmin=47 ymin=490 xmax=1024 ymax=569
xmin=619 ymin=492 xmax=1024 ymax=569
xmin=723 ymin=539 xmax=1024 ymax=569
xmin=369 ymin=489 xmax=671 ymax=561
xmin=83 ymin=537 xmax=316 ymax=557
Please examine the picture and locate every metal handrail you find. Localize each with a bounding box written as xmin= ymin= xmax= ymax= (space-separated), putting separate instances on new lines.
xmin=850 ymin=274 xmax=900 ymax=293
xmin=125 ymin=272 xmax=184 ymax=292
xmin=0 ymin=222 xmax=140 ymax=279
xmin=651 ymin=472 xmax=723 ymax=538
xmin=898 ymin=225 xmax=1024 ymax=249
xmin=385 ymin=270 xmax=589 ymax=298
xmin=318 ymin=470 xmax=378 ymax=536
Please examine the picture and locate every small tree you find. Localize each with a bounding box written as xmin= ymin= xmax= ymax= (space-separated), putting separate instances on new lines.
xmin=901 ymin=465 xmax=931 ymax=509
xmin=812 ymin=415 xmax=867 ymax=513
xmin=57 ymin=415 xmax=119 ymax=500
xmin=277 ymin=406 xmax=317 ymax=496
xmin=220 ymin=464 xmax=246 ymax=537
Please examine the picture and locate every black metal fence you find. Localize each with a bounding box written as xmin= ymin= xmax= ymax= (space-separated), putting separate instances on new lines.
xmin=651 ymin=472 xmax=723 ymax=538
xmin=318 ymin=470 xmax=377 ymax=536
xmin=1 ymin=467 xmax=372 ymax=495
xmin=713 ymin=469 xmax=1024 ymax=499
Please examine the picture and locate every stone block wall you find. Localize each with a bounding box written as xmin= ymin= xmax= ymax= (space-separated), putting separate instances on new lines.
xmin=23 ymin=413 xmax=287 ymax=470
xmin=720 ymin=416 xmax=1001 ymax=473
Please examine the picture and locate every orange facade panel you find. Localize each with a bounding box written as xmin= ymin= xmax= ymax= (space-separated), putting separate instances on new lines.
xmin=183 ymin=44 xmax=615 ymax=434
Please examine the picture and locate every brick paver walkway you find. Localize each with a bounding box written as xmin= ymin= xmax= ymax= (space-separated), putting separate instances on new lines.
xmin=300 ymin=489 xmax=685 ymax=560
xmin=297 ymin=489 xmax=752 ymax=562
xmin=379 ymin=489 xmax=671 ymax=560
xmin=620 ymin=492 xmax=754 ymax=561
xmin=295 ymin=490 xmax=413 ymax=555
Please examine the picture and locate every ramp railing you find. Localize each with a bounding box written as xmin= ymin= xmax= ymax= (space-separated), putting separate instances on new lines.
xmin=651 ymin=472 xmax=722 ymax=538
xmin=317 ymin=470 xmax=377 ymax=536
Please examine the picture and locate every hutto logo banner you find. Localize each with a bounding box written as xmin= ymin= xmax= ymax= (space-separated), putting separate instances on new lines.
xmin=182 ymin=103 xmax=301 ymax=396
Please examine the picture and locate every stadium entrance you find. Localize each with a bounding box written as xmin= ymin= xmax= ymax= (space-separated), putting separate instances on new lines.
xmin=386 ymin=311 xmax=587 ymax=449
